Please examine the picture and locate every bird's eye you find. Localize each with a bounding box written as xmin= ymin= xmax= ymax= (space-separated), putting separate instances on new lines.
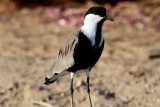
xmin=93 ymin=11 xmax=97 ymax=15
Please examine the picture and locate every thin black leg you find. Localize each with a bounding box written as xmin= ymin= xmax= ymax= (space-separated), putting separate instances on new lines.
xmin=86 ymin=71 xmax=93 ymax=107
xmin=86 ymin=76 xmax=90 ymax=93
xmin=70 ymin=72 xmax=74 ymax=107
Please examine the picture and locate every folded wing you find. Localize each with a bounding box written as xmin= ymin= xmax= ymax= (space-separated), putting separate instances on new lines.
xmin=44 ymin=32 xmax=79 ymax=85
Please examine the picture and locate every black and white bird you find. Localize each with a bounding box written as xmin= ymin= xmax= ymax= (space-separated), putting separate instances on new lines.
xmin=43 ymin=6 xmax=114 ymax=107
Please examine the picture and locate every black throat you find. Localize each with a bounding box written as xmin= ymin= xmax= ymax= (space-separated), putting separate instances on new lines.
xmin=95 ymin=20 xmax=104 ymax=47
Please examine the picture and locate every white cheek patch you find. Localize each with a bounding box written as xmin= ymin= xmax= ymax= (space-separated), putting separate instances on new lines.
xmin=81 ymin=14 xmax=103 ymax=46
xmin=84 ymin=14 xmax=103 ymax=23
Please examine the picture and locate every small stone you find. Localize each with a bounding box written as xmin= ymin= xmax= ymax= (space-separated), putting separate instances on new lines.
xmin=38 ymin=86 xmax=45 ymax=91
xmin=14 ymin=82 xmax=19 ymax=89
xmin=104 ymin=91 xmax=115 ymax=99
xmin=98 ymin=89 xmax=115 ymax=99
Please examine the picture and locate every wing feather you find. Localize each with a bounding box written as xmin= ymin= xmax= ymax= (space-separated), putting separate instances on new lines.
xmin=44 ymin=32 xmax=79 ymax=84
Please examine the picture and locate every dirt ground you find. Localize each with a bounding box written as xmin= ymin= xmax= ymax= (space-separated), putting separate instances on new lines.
xmin=0 ymin=1 xmax=160 ymax=107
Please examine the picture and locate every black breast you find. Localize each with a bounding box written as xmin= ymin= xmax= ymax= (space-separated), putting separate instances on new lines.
xmin=67 ymin=31 xmax=104 ymax=72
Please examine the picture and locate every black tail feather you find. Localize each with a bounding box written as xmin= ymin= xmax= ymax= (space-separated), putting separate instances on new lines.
xmin=44 ymin=76 xmax=58 ymax=85
xmin=44 ymin=71 xmax=68 ymax=85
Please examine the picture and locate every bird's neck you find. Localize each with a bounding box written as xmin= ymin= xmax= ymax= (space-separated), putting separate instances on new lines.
xmin=81 ymin=21 xmax=103 ymax=46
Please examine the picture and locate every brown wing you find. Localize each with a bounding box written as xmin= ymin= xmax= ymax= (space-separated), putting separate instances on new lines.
xmin=45 ymin=32 xmax=79 ymax=82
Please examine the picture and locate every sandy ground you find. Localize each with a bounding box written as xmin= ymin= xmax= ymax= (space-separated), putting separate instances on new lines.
xmin=0 ymin=2 xmax=160 ymax=107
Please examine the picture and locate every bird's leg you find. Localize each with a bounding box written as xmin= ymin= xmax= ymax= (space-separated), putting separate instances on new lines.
xmin=86 ymin=70 xmax=93 ymax=107
xmin=70 ymin=72 xmax=74 ymax=107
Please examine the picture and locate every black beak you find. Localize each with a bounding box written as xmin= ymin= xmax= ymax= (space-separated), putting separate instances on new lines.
xmin=104 ymin=15 xmax=114 ymax=21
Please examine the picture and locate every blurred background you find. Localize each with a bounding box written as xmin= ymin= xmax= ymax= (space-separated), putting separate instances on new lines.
xmin=0 ymin=0 xmax=160 ymax=107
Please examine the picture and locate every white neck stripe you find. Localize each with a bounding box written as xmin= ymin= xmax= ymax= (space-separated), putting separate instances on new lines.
xmin=81 ymin=14 xmax=103 ymax=46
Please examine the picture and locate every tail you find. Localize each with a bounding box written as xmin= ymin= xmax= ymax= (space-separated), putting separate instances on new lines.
xmin=43 ymin=71 xmax=68 ymax=85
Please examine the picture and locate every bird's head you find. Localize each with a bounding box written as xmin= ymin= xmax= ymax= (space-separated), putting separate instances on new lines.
xmin=84 ymin=6 xmax=114 ymax=24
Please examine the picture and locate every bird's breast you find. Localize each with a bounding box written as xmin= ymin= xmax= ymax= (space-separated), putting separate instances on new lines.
xmin=69 ymin=32 xmax=104 ymax=71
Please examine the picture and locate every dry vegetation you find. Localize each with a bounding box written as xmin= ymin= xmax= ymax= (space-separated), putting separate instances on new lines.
xmin=0 ymin=0 xmax=160 ymax=107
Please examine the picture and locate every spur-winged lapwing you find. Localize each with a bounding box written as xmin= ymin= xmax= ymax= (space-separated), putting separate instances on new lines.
xmin=43 ymin=6 xmax=114 ymax=107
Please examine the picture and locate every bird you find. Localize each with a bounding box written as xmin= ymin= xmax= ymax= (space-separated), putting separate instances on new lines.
xmin=43 ymin=6 xmax=114 ymax=107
